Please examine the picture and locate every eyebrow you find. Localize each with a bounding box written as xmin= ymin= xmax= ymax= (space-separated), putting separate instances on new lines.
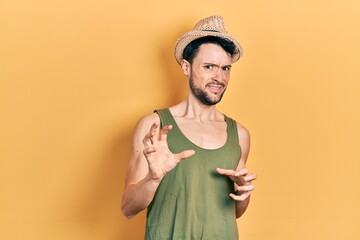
xmin=223 ymin=64 xmax=232 ymax=69
xmin=203 ymin=62 xmax=232 ymax=68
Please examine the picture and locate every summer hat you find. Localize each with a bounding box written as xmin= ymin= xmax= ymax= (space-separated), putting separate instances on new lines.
xmin=174 ymin=15 xmax=244 ymax=65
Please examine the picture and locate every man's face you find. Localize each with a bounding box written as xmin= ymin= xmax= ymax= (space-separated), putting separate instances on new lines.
xmin=188 ymin=43 xmax=232 ymax=106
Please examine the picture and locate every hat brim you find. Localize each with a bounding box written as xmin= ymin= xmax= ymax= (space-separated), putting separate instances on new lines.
xmin=174 ymin=30 xmax=243 ymax=65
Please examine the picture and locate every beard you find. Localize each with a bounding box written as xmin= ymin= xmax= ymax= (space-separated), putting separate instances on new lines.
xmin=189 ymin=77 xmax=226 ymax=106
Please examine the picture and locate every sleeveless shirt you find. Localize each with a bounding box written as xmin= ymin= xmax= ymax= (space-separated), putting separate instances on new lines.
xmin=145 ymin=108 xmax=241 ymax=240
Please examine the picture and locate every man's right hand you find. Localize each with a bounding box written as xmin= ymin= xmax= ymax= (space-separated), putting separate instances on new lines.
xmin=143 ymin=122 xmax=195 ymax=181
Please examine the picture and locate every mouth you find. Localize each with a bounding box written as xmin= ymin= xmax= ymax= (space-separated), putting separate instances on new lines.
xmin=206 ymin=82 xmax=225 ymax=94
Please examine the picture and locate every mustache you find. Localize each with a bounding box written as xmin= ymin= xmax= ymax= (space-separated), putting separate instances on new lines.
xmin=206 ymin=81 xmax=225 ymax=88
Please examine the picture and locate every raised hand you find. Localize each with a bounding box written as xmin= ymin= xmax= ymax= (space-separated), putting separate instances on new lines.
xmin=216 ymin=167 xmax=257 ymax=201
xmin=143 ymin=122 xmax=195 ymax=181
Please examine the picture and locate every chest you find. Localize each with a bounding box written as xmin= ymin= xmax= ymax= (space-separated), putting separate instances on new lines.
xmin=173 ymin=117 xmax=227 ymax=149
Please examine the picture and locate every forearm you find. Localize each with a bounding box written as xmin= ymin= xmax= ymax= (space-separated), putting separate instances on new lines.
xmin=121 ymin=174 xmax=161 ymax=219
xmin=235 ymin=193 xmax=251 ymax=218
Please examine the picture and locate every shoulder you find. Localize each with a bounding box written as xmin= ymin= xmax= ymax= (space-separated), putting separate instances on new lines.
xmin=137 ymin=112 xmax=160 ymax=126
xmin=225 ymin=114 xmax=250 ymax=141
xmin=133 ymin=112 xmax=160 ymax=138
xmin=234 ymin=121 xmax=250 ymax=159
xmin=236 ymin=122 xmax=250 ymax=143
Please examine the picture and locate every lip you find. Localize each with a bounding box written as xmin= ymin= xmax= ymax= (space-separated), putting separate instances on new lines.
xmin=207 ymin=84 xmax=223 ymax=94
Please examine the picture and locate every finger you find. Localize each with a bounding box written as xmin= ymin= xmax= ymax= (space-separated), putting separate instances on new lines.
xmin=142 ymin=131 xmax=150 ymax=146
xmin=158 ymin=125 xmax=173 ymax=141
xmin=234 ymin=168 xmax=249 ymax=177
xmin=237 ymin=184 xmax=255 ymax=192
xmin=229 ymin=191 xmax=252 ymax=201
xmin=244 ymin=173 xmax=257 ymax=182
xmin=149 ymin=122 xmax=159 ymax=140
xmin=143 ymin=146 xmax=157 ymax=155
xmin=175 ymin=150 xmax=195 ymax=161
xmin=143 ymin=122 xmax=159 ymax=146
xmin=216 ymin=168 xmax=236 ymax=176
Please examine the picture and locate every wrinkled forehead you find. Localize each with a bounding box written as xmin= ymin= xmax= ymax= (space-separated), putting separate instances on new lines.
xmin=194 ymin=43 xmax=232 ymax=64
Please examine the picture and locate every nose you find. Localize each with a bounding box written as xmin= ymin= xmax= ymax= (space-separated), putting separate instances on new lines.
xmin=213 ymin=68 xmax=226 ymax=83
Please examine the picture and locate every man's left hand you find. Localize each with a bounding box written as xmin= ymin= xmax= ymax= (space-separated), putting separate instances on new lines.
xmin=216 ymin=168 xmax=257 ymax=201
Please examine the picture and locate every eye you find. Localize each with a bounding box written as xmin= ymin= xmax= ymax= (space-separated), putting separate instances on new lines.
xmin=204 ymin=65 xmax=213 ymax=70
xmin=222 ymin=66 xmax=231 ymax=71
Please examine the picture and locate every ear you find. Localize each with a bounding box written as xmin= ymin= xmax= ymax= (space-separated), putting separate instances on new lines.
xmin=180 ymin=59 xmax=191 ymax=77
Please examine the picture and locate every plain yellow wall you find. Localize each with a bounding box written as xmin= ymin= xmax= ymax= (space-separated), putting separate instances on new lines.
xmin=1 ymin=0 xmax=359 ymax=239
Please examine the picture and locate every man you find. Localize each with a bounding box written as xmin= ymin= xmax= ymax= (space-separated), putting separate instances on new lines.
xmin=121 ymin=15 xmax=257 ymax=239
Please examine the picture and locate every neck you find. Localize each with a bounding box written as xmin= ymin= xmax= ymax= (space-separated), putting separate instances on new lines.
xmin=172 ymin=94 xmax=223 ymax=122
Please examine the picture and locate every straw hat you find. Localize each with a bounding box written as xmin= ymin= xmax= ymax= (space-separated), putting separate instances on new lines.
xmin=174 ymin=15 xmax=243 ymax=65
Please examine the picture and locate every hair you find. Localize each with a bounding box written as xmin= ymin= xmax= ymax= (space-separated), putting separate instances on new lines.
xmin=182 ymin=36 xmax=238 ymax=64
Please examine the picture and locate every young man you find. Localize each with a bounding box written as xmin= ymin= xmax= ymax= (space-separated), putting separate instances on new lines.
xmin=121 ymin=15 xmax=257 ymax=239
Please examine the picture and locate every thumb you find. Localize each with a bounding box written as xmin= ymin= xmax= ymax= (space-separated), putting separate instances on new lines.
xmin=175 ymin=150 xmax=195 ymax=161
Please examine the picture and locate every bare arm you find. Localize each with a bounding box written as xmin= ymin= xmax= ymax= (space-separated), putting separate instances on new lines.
xmin=121 ymin=113 xmax=195 ymax=219
xmin=216 ymin=123 xmax=257 ymax=218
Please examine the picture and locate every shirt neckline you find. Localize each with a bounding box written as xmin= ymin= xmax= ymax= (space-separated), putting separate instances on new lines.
xmin=165 ymin=108 xmax=230 ymax=151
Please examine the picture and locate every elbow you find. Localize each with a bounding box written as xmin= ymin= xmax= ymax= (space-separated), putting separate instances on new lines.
xmin=123 ymin=212 xmax=135 ymax=219
xmin=121 ymin=205 xmax=135 ymax=219
xmin=121 ymin=201 xmax=135 ymax=219
xmin=121 ymin=199 xmax=137 ymax=219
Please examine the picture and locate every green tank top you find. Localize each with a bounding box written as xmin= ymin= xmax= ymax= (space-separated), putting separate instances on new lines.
xmin=145 ymin=108 xmax=241 ymax=240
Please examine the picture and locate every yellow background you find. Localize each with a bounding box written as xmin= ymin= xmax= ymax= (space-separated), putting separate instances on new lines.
xmin=1 ymin=0 xmax=359 ymax=239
